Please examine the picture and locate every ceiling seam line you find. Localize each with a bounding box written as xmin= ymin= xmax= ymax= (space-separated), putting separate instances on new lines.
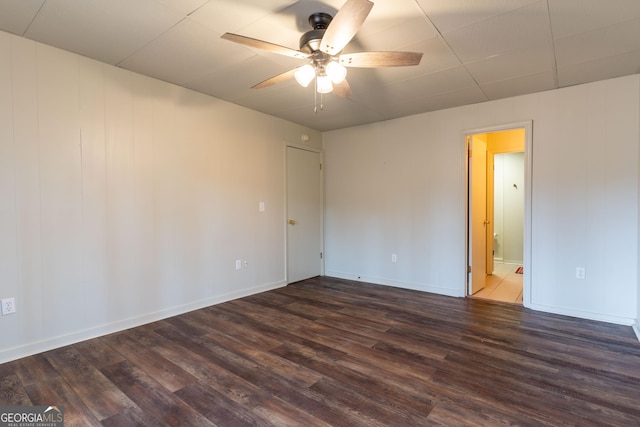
xmin=22 ymin=0 xmax=47 ymax=36
xmin=545 ymin=0 xmax=560 ymax=88
xmin=412 ymin=1 xmax=489 ymax=100
xmin=115 ymin=16 xmax=191 ymax=68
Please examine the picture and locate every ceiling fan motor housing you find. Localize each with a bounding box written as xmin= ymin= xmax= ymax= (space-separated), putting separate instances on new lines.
xmin=299 ymin=13 xmax=333 ymax=53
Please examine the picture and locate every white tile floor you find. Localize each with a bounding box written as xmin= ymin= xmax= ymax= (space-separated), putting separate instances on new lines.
xmin=472 ymin=261 xmax=523 ymax=304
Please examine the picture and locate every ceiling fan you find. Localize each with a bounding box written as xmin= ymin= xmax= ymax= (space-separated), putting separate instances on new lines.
xmin=221 ymin=0 xmax=423 ymax=99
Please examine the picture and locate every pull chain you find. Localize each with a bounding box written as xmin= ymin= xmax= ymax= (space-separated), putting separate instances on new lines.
xmin=314 ymin=78 xmax=318 ymax=113
xmin=313 ymin=78 xmax=325 ymax=114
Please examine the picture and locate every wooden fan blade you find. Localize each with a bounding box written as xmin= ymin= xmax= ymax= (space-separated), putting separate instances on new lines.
xmin=252 ymin=68 xmax=298 ymax=89
xmin=339 ymin=51 xmax=423 ymax=67
xmin=333 ymin=79 xmax=352 ymax=98
xmin=320 ymin=0 xmax=373 ymax=56
xmin=221 ymin=33 xmax=309 ymax=59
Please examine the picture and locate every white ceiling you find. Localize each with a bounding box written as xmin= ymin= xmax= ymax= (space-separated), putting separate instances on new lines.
xmin=1 ymin=0 xmax=640 ymax=131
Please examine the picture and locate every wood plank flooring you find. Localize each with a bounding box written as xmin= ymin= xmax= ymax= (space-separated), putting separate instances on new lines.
xmin=1 ymin=276 xmax=639 ymax=426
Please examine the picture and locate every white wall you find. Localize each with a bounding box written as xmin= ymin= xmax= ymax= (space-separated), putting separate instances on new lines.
xmin=324 ymin=74 xmax=639 ymax=326
xmin=637 ymin=78 xmax=640 ymax=340
xmin=493 ymin=152 xmax=524 ymax=264
xmin=0 ymin=32 xmax=321 ymax=363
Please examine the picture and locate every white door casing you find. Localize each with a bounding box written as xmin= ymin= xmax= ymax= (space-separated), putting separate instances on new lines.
xmin=464 ymin=121 xmax=532 ymax=307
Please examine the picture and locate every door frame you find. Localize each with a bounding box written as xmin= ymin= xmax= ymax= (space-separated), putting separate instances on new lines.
xmin=285 ymin=143 xmax=324 ymax=283
xmin=463 ymin=121 xmax=532 ymax=307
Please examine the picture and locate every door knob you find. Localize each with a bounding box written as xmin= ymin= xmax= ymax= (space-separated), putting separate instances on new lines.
xmin=288 ymin=219 xmax=296 ymax=225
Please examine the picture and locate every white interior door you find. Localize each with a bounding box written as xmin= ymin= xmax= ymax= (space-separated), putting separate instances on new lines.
xmin=286 ymin=146 xmax=322 ymax=283
xmin=469 ymin=136 xmax=487 ymax=294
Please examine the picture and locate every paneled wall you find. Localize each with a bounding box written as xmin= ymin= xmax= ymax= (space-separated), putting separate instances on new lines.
xmin=0 ymin=32 xmax=321 ymax=363
xmin=324 ymin=74 xmax=639 ymax=325
xmin=638 ymin=79 xmax=640 ymax=340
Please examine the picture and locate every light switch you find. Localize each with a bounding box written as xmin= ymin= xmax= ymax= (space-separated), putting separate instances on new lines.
xmin=259 ymin=202 xmax=265 ymax=212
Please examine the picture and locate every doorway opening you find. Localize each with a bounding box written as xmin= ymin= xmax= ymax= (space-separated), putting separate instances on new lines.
xmin=466 ymin=123 xmax=532 ymax=306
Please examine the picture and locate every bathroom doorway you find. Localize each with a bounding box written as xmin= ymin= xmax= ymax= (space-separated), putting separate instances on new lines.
xmin=466 ymin=123 xmax=532 ymax=305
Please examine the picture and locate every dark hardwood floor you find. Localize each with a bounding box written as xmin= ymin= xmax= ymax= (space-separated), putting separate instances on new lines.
xmin=1 ymin=276 xmax=639 ymax=426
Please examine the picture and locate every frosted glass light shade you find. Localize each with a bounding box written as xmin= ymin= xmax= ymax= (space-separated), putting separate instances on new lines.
xmin=316 ymin=75 xmax=333 ymax=93
xmin=294 ymin=64 xmax=316 ymax=87
xmin=326 ymin=61 xmax=347 ymax=84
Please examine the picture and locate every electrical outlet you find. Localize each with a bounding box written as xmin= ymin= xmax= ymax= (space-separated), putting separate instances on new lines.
xmin=1 ymin=297 xmax=16 ymax=315
xmin=575 ymin=267 xmax=586 ymax=279
xmin=391 ymin=254 xmax=397 ymax=263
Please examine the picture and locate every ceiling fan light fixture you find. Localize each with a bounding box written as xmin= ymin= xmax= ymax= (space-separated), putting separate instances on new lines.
xmin=221 ymin=0 xmax=422 ymax=112
xmin=316 ymin=74 xmax=333 ymax=94
xmin=326 ymin=61 xmax=347 ymax=84
xmin=294 ymin=64 xmax=316 ymax=87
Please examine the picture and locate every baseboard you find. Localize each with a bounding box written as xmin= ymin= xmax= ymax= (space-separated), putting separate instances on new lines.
xmin=0 ymin=280 xmax=286 ymax=364
xmin=528 ymin=302 xmax=636 ymax=326
xmin=324 ymin=270 xmax=465 ymax=298
xmin=325 ymin=271 xmax=637 ymax=329
xmin=633 ymin=323 xmax=640 ymax=342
